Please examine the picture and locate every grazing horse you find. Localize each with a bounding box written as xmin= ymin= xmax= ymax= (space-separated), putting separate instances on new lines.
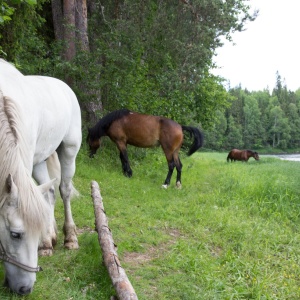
xmin=227 ymin=149 xmax=259 ymax=162
xmin=0 ymin=59 xmax=82 ymax=294
xmin=87 ymin=109 xmax=203 ymax=188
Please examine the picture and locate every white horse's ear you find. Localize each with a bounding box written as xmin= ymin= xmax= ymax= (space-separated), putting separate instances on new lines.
xmin=38 ymin=178 xmax=56 ymax=194
xmin=5 ymin=174 xmax=19 ymax=206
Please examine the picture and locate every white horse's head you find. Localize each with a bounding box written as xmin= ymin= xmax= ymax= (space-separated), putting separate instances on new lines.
xmin=0 ymin=175 xmax=51 ymax=295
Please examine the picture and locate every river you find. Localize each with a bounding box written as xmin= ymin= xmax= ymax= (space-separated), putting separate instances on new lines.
xmin=262 ymin=154 xmax=300 ymax=162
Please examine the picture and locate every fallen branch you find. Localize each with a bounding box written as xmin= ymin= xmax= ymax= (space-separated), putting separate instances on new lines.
xmin=91 ymin=180 xmax=138 ymax=300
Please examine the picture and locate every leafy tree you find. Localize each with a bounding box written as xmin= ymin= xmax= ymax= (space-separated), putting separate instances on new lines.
xmin=225 ymin=115 xmax=243 ymax=149
xmin=1 ymin=0 xmax=258 ymax=128
xmin=268 ymin=105 xmax=290 ymax=148
xmin=0 ymin=0 xmax=45 ymax=59
xmin=204 ymin=110 xmax=227 ymax=150
xmin=51 ymin=0 xmax=89 ymax=61
xmin=0 ymin=1 xmax=14 ymax=24
xmin=294 ymin=88 xmax=300 ymax=110
xmin=272 ymin=71 xmax=293 ymax=115
xmin=79 ymin=0 xmax=257 ymax=120
xmin=286 ymin=103 xmax=300 ymax=148
xmin=193 ymin=72 xmax=231 ymax=128
xmin=253 ymin=90 xmax=269 ymax=146
xmin=243 ymin=95 xmax=263 ymax=148
xmin=0 ymin=0 xmax=52 ymax=72
xmin=0 ymin=0 xmax=37 ymax=24
xmin=226 ymin=86 xmax=247 ymax=127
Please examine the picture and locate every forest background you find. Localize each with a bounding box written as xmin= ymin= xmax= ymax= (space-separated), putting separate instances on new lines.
xmin=1 ymin=0 xmax=299 ymax=151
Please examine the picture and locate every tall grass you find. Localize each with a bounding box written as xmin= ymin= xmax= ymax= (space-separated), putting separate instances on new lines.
xmin=1 ymin=146 xmax=300 ymax=299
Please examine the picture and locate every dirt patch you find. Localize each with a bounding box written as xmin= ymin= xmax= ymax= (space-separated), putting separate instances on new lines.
xmin=123 ymin=247 xmax=157 ymax=266
xmin=210 ymin=245 xmax=222 ymax=257
xmin=122 ymin=228 xmax=184 ymax=266
xmin=77 ymin=226 xmax=96 ymax=235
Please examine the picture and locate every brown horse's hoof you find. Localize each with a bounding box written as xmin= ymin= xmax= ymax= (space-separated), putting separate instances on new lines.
xmin=124 ymin=171 xmax=132 ymax=177
xmin=176 ymin=181 xmax=182 ymax=189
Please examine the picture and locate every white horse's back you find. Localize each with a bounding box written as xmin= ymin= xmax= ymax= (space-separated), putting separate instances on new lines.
xmin=0 ymin=59 xmax=81 ymax=168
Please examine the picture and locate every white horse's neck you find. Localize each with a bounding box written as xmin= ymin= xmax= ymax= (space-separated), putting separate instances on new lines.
xmin=0 ymin=92 xmax=49 ymax=234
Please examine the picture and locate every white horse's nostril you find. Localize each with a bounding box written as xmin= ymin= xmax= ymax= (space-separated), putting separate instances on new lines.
xmin=18 ymin=285 xmax=32 ymax=295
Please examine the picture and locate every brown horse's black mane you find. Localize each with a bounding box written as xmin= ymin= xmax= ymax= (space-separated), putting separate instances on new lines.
xmin=246 ymin=149 xmax=255 ymax=154
xmin=88 ymin=108 xmax=131 ymax=141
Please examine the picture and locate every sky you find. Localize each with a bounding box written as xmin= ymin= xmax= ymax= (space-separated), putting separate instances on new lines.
xmin=212 ymin=0 xmax=300 ymax=92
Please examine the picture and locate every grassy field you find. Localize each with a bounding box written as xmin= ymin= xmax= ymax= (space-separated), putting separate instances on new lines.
xmin=1 ymin=145 xmax=300 ymax=299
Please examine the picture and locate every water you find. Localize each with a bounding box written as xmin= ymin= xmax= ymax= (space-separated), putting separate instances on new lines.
xmin=262 ymin=154 xmax=300 ymax=162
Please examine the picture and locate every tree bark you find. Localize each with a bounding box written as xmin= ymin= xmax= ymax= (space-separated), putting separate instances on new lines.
xmin=91 ymin=181 xmax=138 ymax=300
xmin=52 ymin=0 xmax=89 ymax=54
xmin=51 ymin=0 xmax=64 ymax=41
xmin=75 ymin=0 xmax=89 ymax=51
xmin=63 ymin=0 xmax=76 ymax=61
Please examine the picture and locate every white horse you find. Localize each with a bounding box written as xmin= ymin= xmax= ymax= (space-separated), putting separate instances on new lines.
xmin=0 ymin=59 xmax=82 ymax=295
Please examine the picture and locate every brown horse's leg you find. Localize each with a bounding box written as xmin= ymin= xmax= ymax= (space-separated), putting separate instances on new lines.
xmin=163 ymin=154 xmax=182 ymax=188
xmin=118 ymin=147 xmax=132 ymax=177
xmin=162 ymin=147 xmax=182 ymax=187
xmin=171 ymin=147 xmax=183 ymax=188
xmin=163 ymin=158 xmax=175 ymax=187
xmin=174 ymin=155 xmax=183 ymax=188
xmin=161 ymin=127 xmax=183 ymax=188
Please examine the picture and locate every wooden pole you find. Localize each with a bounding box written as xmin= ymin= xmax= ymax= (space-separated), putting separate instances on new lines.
xmin=91 ymin=181 xmax=138 ymax=300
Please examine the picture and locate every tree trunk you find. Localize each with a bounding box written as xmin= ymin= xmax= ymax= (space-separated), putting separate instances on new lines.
xmin=63 ymin=0 xmax=76 ymax=61
xmin=76 ymin=0 xmax=89 ymax=51
xmin=51 ymin=0 xmax=64 ymax=41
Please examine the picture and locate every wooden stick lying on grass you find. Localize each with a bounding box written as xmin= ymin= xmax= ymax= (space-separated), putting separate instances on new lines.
xmin=91 ymin=180 xmax=138 ymax=300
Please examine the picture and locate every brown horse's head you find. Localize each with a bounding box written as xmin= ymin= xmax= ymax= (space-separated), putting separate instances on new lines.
xmin=87 ymin=128 xmax=101 ymax=158
xmin=252 ymin=151 xmax=260 ymax=160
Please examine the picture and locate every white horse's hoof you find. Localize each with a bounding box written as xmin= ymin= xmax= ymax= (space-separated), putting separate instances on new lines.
xmin=38 ymin=248 xmax=53 ymax=256
xmin=162 ymin=184 xmax=168 ymax=189
xmin=64 ymin=241 xmax=79 ymax=250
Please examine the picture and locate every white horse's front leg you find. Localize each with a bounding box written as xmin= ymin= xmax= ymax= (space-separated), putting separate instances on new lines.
xmin=32 ymin=161 xmax=57 ymax=256
xmin=59 ymin=179 xmax=78 ymax=249
xmin=57 ymin=142 xmax=80 ymax=250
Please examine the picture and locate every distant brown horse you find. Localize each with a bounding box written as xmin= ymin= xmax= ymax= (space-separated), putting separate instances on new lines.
xmin=87 ymin=109 xmax=204 ymax=188
xmin=227 ymin=149 xmax=259 ymax=162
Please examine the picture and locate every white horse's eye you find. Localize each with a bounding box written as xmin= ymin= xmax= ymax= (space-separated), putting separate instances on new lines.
xmin=10 ymin=232 xmax=23 ymax=239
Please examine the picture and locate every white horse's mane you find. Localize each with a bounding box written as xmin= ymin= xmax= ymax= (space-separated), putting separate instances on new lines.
xmin=0 ymin=91 xmax=49 ymax=235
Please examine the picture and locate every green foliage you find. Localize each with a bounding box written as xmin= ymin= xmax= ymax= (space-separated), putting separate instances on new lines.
xmin=0 ymin=2 xmax=14 ymax=24
xmin=243 ymin=95 xmax=263 ymax=148
xmin=225 ymin=115 xmax=243 ymax=148
xmin=0 ymin=0 xmax=50 ymax=68
xmin=0 ymin=0 xmax=37 ymax=24
xmin=86 ymin=0 xmax=256 ymax=123
xmin=206 ymin=74 xmax=300 ymax=150
xmin=204 ymin=110 xmax=227 ymax=149
xmin=193 ymin=72 xmax=231 ymax=127
xmin=1 ymin=0 xmax=257 ymax=128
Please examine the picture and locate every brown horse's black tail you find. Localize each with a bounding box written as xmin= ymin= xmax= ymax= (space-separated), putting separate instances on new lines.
xmin=182 ymin=126 xmax=204 ymax=156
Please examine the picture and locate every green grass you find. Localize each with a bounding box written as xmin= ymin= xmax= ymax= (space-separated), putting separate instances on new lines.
xmin=1 ymin=146 xmax=300 ymax=299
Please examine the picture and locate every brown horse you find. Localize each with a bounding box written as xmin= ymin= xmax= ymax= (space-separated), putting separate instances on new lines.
xmin=87 ymin=109 xmax=203 ymax=188
xmin=227 ymin=149 xmax=259 ymax=162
